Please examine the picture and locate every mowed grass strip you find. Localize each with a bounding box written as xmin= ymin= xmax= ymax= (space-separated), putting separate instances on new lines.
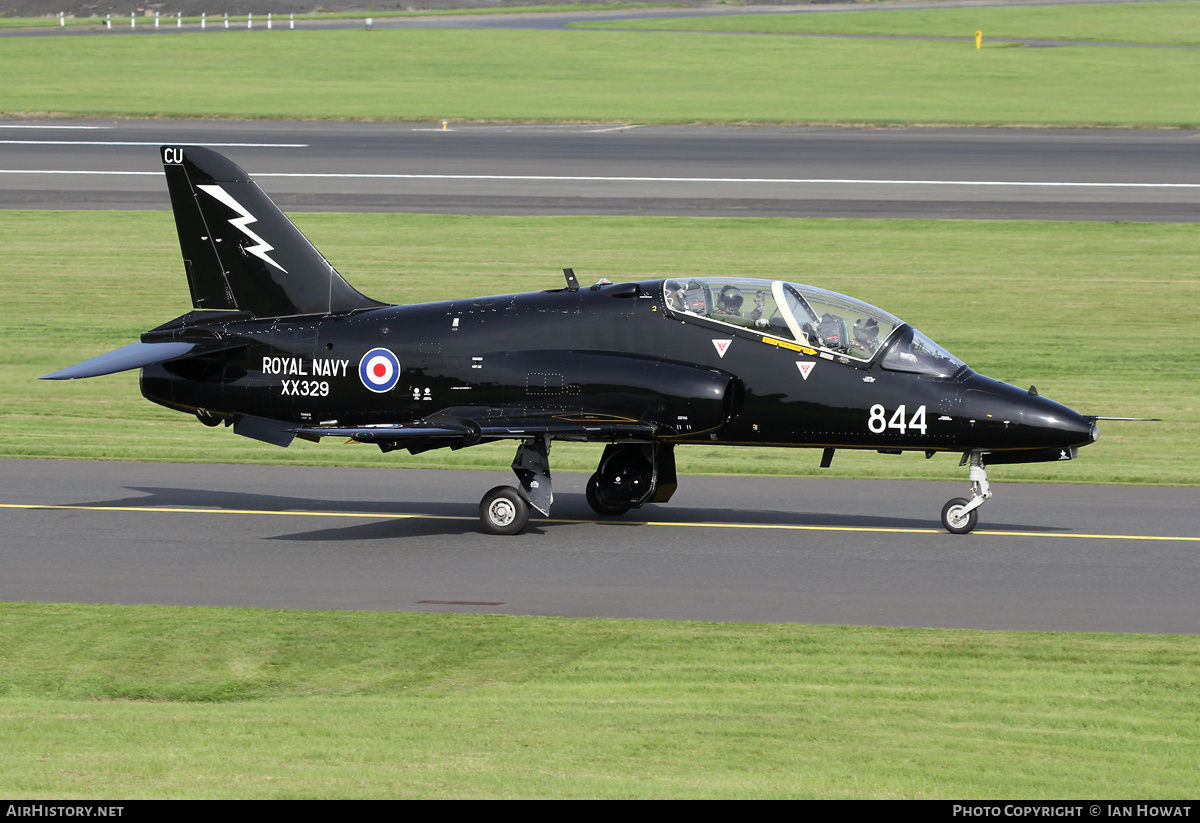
xmin=1 ymin=26 xmax=1197 ymax=126
xmin=4 ymin=210 xmax=1194 ymax=486
xmin=577 ymin=0 xmax=1200 ymax=46
xmin=0 ymin=602 xmax=1196 ymax=798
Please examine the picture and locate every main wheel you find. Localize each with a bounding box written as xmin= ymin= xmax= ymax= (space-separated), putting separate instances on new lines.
xmin=585 ymin=473 xmax=631 ymax=516
xmin=941 ymin=497 xmax=979 ymax=535
xmin=479 ymin=485 xmax=530 ymax=535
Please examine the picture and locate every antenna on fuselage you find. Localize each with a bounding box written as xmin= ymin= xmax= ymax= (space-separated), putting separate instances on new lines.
xmin=563 ymin=268 xmax=580 ymax=292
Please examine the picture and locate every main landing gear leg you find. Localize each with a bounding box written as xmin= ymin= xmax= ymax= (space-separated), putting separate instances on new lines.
xmin=941 ymin=452 xmax=991 ymax=535
xmin=478 ymin=436 xmax=552 ymax=535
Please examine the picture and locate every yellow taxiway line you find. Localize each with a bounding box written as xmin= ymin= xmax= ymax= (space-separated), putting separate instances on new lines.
xmin=3 ymin=502 xmax=1198 ymax=542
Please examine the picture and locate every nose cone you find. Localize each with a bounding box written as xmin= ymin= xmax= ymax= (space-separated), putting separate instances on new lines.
xmin=960 ymin=376 xmax=1096 ymax=452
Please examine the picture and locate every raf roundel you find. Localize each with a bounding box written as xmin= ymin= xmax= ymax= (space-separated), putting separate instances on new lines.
xmin=359 ymin=347 xmax=401 ymax=393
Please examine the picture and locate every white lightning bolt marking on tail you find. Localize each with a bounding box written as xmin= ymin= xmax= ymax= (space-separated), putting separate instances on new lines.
xmin=196 ymin=184 xmax=287 ymax=273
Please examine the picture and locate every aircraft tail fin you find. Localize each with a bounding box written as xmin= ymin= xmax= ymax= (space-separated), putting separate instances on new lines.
xmin=160 ymin=145 xmax=387 ymax=319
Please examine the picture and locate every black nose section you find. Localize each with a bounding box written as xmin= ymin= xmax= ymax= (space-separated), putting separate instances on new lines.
xmin=960 ymin=377 xmax=1095 ymax=451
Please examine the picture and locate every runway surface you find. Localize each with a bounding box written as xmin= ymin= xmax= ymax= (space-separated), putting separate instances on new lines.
xmin=2 ymin=460 xmax=1197 ymax=633
xmin=2 ymin=118 xmax=1196 ymax=220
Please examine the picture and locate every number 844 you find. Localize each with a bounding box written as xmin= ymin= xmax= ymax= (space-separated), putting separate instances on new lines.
xmin=868 ymin=404 xmax=928 ymax=435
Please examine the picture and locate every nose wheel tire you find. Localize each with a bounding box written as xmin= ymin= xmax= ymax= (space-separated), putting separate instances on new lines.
xmin=941 ymin=497 xmax=979 ymax=535
xmin=479 ymin=485 xmax=530 ymax=535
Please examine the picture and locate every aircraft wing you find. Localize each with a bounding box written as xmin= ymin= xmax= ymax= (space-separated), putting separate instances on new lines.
xmin=294 ymin=411 xmax=658 ymax=453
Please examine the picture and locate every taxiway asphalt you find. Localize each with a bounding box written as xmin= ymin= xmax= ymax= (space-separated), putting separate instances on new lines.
xmin=2 ymin=460 xmax=1197 ymax=633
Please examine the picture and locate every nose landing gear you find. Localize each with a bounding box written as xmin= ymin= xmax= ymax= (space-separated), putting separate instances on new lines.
xmin=941 ymin=453 xmax=991 ymax=535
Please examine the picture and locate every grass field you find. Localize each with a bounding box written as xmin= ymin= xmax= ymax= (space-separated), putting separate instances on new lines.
xmin=1 ymin=602 xmax=1196 ymax=798
xmin=578 ymin=0 xmax=1200 ymax=46
xmin=1 ymin=10 xmax=1198 ymax=126
xmin=6 ymin=210 xmax=1195 ymax=485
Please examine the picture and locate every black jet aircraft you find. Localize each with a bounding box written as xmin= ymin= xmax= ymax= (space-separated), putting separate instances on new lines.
xmin=45 ymin=145 xmax=1105 ymax=535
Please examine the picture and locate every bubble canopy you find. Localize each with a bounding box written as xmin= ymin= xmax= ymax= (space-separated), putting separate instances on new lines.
xmin=662 ymin=277 xmax=965 ymax=377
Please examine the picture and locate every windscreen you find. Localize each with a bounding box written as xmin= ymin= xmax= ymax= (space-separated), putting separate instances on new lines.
xmin=880 ymin=326 xmax=965 ymax=377
xmin=782 ymin=282 xmax=902 ymax=361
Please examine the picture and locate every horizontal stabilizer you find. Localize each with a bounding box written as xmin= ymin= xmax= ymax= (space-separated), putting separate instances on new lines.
xmin=41 ymin=341 xmax=199 ymax=380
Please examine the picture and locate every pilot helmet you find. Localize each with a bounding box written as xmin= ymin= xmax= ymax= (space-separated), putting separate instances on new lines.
xmin=718 ymin=286 xmax=744 ymax=313
xmin=854 ymin=316 xmax=880 ymax=342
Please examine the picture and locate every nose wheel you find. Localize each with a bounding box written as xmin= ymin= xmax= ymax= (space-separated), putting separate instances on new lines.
xmin=941 ymin=453 xmax=991 ymax=535
xmin=941 ymin=497 xmax=979 ymax=535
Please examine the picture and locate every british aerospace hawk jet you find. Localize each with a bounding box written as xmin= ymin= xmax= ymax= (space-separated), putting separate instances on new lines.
xmin=44 ymin=146 xmax=1105 ymax=535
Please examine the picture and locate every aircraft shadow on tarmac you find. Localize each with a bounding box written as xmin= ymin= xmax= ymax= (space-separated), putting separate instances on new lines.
xmin=69 ymin=486 xmax=1071 ymax=542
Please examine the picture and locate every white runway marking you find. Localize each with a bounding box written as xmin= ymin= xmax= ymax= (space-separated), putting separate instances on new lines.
xmin=252 ymin=173 xmax=1200 ymax=189
xmin=0 ymin=170 xmax=160 ymax=175
xmin=583 ymin=125 xmax=642 ymax=133
xmin=2 ymin=168 xmax=1195 ymax=189
xmin=0 ymin=124 xmax=106 ymax=130
xmin=0 ymin=140 xmax=307 ymax=147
